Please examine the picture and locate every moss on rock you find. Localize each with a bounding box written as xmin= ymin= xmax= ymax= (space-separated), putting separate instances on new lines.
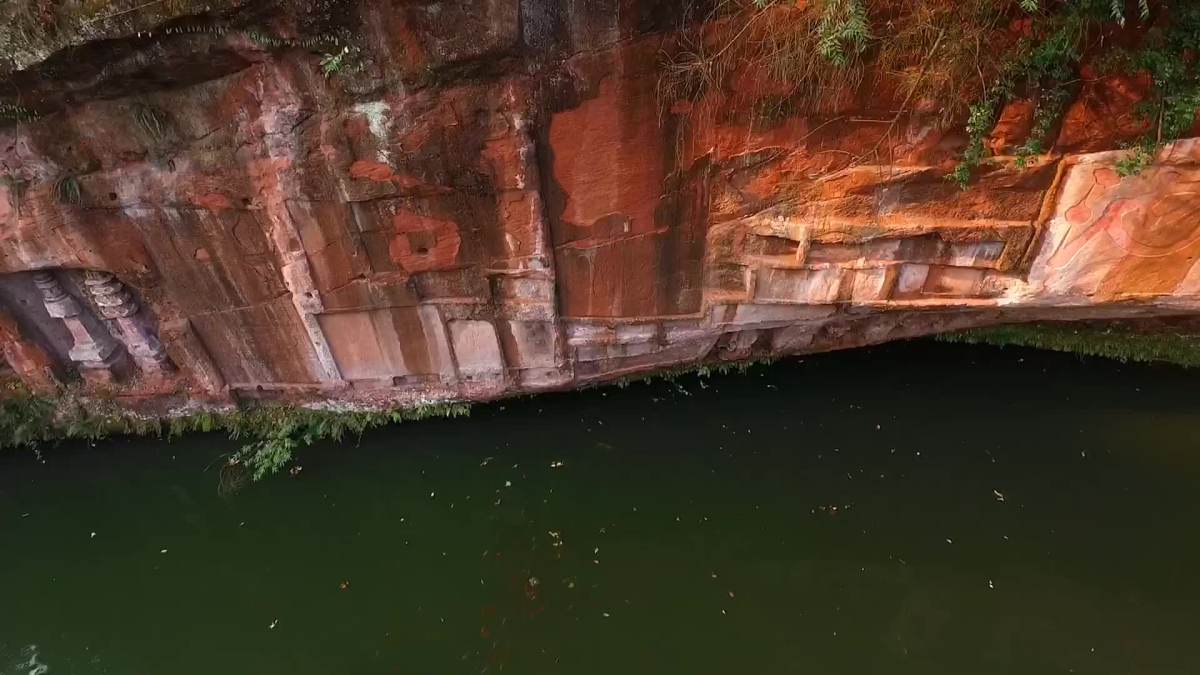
xmin=936 ymin=321 xmax=1200 ymax=367
xmin=0 ymin=380 xmax=471 ymax=481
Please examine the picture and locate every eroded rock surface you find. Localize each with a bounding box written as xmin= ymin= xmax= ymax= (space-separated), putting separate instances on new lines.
xmin=1 ymin=0 xmax=1198 ymax=410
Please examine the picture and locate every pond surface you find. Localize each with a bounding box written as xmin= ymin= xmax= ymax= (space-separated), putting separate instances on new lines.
xmin=2 ymin=341 xmax=1199 ymax=675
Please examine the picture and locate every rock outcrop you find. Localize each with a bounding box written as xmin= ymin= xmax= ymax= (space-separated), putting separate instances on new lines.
xmin=1 ymin=0 xmax=1198 ymax=411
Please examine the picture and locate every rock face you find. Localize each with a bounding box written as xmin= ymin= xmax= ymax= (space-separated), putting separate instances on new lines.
xmin=1 ymin=0 xmax=1198 ymax=410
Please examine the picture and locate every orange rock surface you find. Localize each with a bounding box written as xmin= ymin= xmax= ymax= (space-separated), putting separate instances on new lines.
xmin=0 ymin=1 xmax=1197 ymax=409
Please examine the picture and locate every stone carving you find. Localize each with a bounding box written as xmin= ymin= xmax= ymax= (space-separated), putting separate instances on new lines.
xmin=32 ymin=271 xmax=130 ymax=383
xmin=81 ymin=270 xmax=175 ymax=376
xmin=1029 ymin=150 xmax=1200 ymax=300
xmin=83 ymin=270 xmax=138 ymax=319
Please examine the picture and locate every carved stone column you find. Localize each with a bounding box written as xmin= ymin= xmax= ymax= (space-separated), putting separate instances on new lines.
xmin=81 ymin=270 xmax=175 ymax=376
xmin=32 ymin=270 xmax=130 ymax=384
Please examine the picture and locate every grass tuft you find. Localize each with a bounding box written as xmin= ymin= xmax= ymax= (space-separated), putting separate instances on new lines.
xmin=0 ymin=381 xmax=471 ymax=483
xmin=936 ymin=322 xmax=1200 ymax=367
xmin=52 ymin=174 xmax=81 ymax=206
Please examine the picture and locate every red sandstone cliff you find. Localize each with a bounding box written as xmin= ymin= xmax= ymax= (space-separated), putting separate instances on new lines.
xmin=1 ymin=0 xmax=1198 ymax=411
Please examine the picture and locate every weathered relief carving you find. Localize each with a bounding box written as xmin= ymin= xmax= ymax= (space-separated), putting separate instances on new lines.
xmin=1029 ymin=154 xmax=1200 ymax=300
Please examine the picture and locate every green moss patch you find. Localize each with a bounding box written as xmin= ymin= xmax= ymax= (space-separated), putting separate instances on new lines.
xmin=936 ymin=322 xmax=1200 ymax=367
xmin=0 ymin=381 xmax=470 ymax=482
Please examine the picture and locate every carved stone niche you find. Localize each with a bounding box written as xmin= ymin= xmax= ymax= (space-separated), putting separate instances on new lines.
xmin=78 ymin=270 xmax=176 ymax=379
xmin=31 ymin=270 xmax=132 ymax=384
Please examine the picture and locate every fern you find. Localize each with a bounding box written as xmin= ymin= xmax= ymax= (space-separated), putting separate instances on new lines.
xmin=1110 ymin=0 xmax=1124 ymax=24
xmin=1015 ymin=85 xmax=1071 ymax=167
xmin=0 ymin=102 xmax=39 ymax=124
xmin=817 ymin=0 xmax=872 ymax=67
xmin=949 ymin=99 xmax=999 ymax=188
xmin=1106 ymin=0 xmax=1151 ymax=25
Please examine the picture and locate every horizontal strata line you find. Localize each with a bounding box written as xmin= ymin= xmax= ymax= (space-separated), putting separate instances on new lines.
xmin=742 ymin=258 xmax=1004 ymax=272
xmin=555 ymin=228 xmax=670 ymax=251
xmin=563 ymin=313 xmax=708 ymax=324
xmin=749 ymin=217 xmax=1035 ymax=233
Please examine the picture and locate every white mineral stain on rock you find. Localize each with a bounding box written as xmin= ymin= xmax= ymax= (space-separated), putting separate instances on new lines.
xmin=353 ymin=100 xmax=392 ymax=162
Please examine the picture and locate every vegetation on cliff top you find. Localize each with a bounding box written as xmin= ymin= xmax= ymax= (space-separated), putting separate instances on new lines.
xmin=0 ymin=381 xmax=470 ymax=484
xmin=661 ymin=0 xmax=1200 ymax=185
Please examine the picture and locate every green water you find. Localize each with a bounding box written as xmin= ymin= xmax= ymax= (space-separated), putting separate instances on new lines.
xmin=2 ymin=342 xmax=1199 ymax=674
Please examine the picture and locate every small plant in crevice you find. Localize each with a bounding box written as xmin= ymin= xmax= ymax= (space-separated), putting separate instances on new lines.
xmin=133 ymin=103 xmax=171 ymax=144
xmin=1115 ymin=139 xmax=1156 ymax=176
xmin=1 ymin=171 xmax=30 ymax=215
xmin=52 ymin=174 xmax=82 ymax=206
xmin=0 ymin=102 xmax=40 ymax=125
xmin=319 ymin=46 xmax=364 ymax=78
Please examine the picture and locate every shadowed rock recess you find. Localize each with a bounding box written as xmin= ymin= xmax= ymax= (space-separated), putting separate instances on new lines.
xmin=2 ymin=0 xmax=1199 ymax=416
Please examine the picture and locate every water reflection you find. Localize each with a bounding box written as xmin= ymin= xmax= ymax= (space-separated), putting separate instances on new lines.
xmin=1 ymin=342 xmax=1198 ymax=674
